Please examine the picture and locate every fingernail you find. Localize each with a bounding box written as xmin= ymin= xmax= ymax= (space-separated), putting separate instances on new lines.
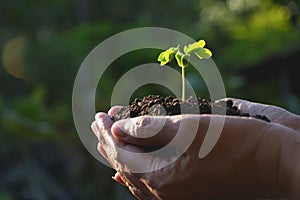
xmin=112 ymin=174 xmax=126 ymax=186
xmin=95 ymin=112 xmax=106 ymax=120
xmin=136 ymin=116 xmax=150 ymax=127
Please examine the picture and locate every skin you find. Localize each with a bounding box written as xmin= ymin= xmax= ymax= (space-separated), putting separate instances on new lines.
xmin=91 ymin=98 xmax=300 ymax=200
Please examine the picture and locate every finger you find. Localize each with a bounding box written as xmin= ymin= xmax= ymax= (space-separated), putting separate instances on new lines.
xmin=103 ymin=133 xmax=171 ymax=173
xmin=222 ymin=97 xmax=287 ymax=119
xmin=108 ymin=106 xmax=123 ymax=116
xmin=91 ymin=121 xmax=99 ymax=138
xmin=97 ymin=142 xmax=108 ymax=160
xmin=224 ymin=98 xmax=300 ymax=129
xmin=96 ymin=114 xmax=173 ymax=173
xmin=218 ymin=98 xmax=276 ymax=122
xmin=95 ymin=112 xmax=115 ymax=127
xmin=118 ymin=172 xmax=159 ymax=200
xmin=112 ymin=115 xmax=205 ymax=158
xmin=94 ymin=112 xmax=115 ymax=140
xmin=112 ymin=172 xmax=126 ymax=186
xmin=111 ymin=116 xmax=175 ymax=146
xmin=114 ymin=171 xmax=159 ymax=199
xmin=215 ymin=98 xmax=259 ymax=115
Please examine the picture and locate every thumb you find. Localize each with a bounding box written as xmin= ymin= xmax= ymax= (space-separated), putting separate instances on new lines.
xmin=111 ymin=115 xmax=180 ymax=147
xmin=111 ymin=115 xmax=200 ymax=150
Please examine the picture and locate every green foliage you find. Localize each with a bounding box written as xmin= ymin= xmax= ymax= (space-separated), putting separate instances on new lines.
xmin=157 ymin=46 xmax=179 ymax=66
xmin=175 ymin=51 xmax=190 ymax=68
xmin=0 ymin=191 xmax=11 ymax=200
xmin=158 ymin=40 xmax=212 ymax=100
xmin=197 ymin=0 xmax=300 ymax=69
xmin=225 ymin=2 xmax=298 ymax=67
xmin=1 ymin=86 xmax=67 ymax=141
xmin=158 ymin=40 xmax=212 ymax=68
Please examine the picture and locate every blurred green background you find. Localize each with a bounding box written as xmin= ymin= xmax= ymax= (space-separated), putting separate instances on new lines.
xmin=0 ymin=0 xmax=300 ymax=199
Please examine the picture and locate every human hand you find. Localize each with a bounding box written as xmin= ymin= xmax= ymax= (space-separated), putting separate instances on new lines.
xmin=217 ymin=98 xmax=300 ymax=133
xmin=91 ymin=107 xmax=300 ymax=200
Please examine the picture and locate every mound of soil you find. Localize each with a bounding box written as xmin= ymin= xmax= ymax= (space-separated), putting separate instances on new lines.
xmin=113 ymin=95 xmax=270 ymax=122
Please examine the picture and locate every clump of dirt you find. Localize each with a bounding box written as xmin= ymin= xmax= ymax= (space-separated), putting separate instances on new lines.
xmin=113 ymin=95 xmax=270 ymax=122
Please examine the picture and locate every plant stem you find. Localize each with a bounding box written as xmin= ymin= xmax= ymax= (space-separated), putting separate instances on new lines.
xmin=182 ymin=67 xmax=186 ymax=101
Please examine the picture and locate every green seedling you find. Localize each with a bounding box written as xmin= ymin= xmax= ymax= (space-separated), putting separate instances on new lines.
xmin=157 ymin=39 xmax=212 ymax=101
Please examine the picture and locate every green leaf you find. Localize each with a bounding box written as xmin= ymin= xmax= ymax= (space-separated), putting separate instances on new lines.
xmin=195 ymin=48 xmax=212 ymax=59
xmin=175 ymin=51 xmax=190 ymax=68
xmin=164 ymin=49 xmax=175 ymax=61
xmin=183 ymin=45 xmax=189 ymax=54
xmin=157 ymin=51 xmax=168 ymax=66
xmin=184 ymin=43 xmax=198 ymax=54
xmin=157 ymin=51 xmax=165 ymax=61
xmin=157 ymin=46 xmax=179 ymax=66
xmin=198 ymin=39 xmax=206 ymax=48
xmin=184 ymin=39 xmax=208 ymax=54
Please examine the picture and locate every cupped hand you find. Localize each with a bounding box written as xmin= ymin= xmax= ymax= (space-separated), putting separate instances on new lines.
xmin=91 ymin=107 xmax=298 ymax=199
xmin=218 ymin=98 xmax=300 ymax=132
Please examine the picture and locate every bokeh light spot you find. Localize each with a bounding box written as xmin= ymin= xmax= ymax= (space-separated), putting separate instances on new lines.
xmin=1 ymin=36 xmax=26 ymax=79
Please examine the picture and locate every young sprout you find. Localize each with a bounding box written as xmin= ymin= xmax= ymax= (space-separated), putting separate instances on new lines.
xmin=157 ymin=39 xmax=212 ymax=101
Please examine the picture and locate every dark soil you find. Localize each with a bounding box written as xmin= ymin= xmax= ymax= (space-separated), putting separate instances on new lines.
xmin=113 ymin=95 xmax=270 ymax=122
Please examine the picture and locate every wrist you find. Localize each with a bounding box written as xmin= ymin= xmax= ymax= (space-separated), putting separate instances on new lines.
xmin=279 ymin=131 xmax=300 ymax=199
